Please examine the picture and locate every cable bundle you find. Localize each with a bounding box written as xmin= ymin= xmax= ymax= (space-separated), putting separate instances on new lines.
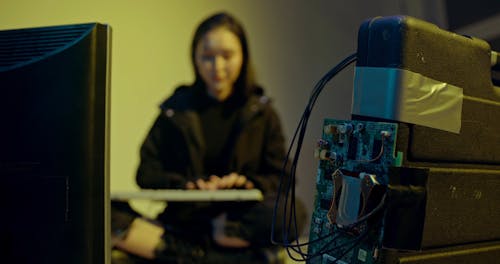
xmin=271 ymin=53 xmax=360 ymax=262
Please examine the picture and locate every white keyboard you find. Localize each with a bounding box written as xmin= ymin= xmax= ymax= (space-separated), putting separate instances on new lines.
xmin=110 ymin=189 xmax=263 ymax=202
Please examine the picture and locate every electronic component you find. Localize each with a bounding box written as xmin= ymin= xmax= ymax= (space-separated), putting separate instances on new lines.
xmin=308 ymin=119 xmax=398 ymax=264
xmin=278 ymin=14 xmax=500 ymax=264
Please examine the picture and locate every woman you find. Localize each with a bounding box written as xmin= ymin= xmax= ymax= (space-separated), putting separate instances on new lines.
xmin=115 ymin=12 xmax=302 ymax=263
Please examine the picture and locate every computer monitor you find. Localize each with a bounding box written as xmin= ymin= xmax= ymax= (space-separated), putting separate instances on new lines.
xmin=0 ymin=23 xmax=111 ymax=264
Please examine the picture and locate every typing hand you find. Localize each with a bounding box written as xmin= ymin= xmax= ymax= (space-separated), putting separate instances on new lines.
xmin=185 ymin=172 xmax=254 ymax=190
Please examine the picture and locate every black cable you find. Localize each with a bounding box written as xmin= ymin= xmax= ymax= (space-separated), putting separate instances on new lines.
xmin=275 ymin=54 xmax=358 ymax=251
xmin=301 ymin=208 xmax=382 ymax=263
xmin=287 ymin=224 xmax=370 ymax=262
xmin=271 ymin=53 xmax=358 ymax=261
xmin=284 ymin=196 xmax=383 ymax=262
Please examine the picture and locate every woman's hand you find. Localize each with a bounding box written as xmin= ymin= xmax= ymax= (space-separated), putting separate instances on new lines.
xmin=185 ymin=172 xmax=254 ymax=190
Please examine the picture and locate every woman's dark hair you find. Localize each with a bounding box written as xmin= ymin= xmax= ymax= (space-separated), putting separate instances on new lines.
xmin=191 ymin=12 xmax=257 ymax=100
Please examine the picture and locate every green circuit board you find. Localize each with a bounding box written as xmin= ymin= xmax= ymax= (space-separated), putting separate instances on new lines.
xmin=307 ymin=119 xmax=400 ymax=264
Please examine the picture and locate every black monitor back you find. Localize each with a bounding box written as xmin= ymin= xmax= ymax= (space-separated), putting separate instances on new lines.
xmin=0 ymin=23 xmax=111 ymax=264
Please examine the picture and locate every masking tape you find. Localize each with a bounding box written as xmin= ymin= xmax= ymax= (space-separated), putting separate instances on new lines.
xmin=352 ymin=66 xmax=463 ymax=133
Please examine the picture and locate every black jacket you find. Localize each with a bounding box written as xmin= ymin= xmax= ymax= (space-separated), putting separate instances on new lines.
xmin=136 ymin=85 xmax=288 ymax=230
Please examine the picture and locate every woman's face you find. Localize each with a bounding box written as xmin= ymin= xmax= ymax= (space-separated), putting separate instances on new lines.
xmin=195 ymin=27 xmax=243 ymax=101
